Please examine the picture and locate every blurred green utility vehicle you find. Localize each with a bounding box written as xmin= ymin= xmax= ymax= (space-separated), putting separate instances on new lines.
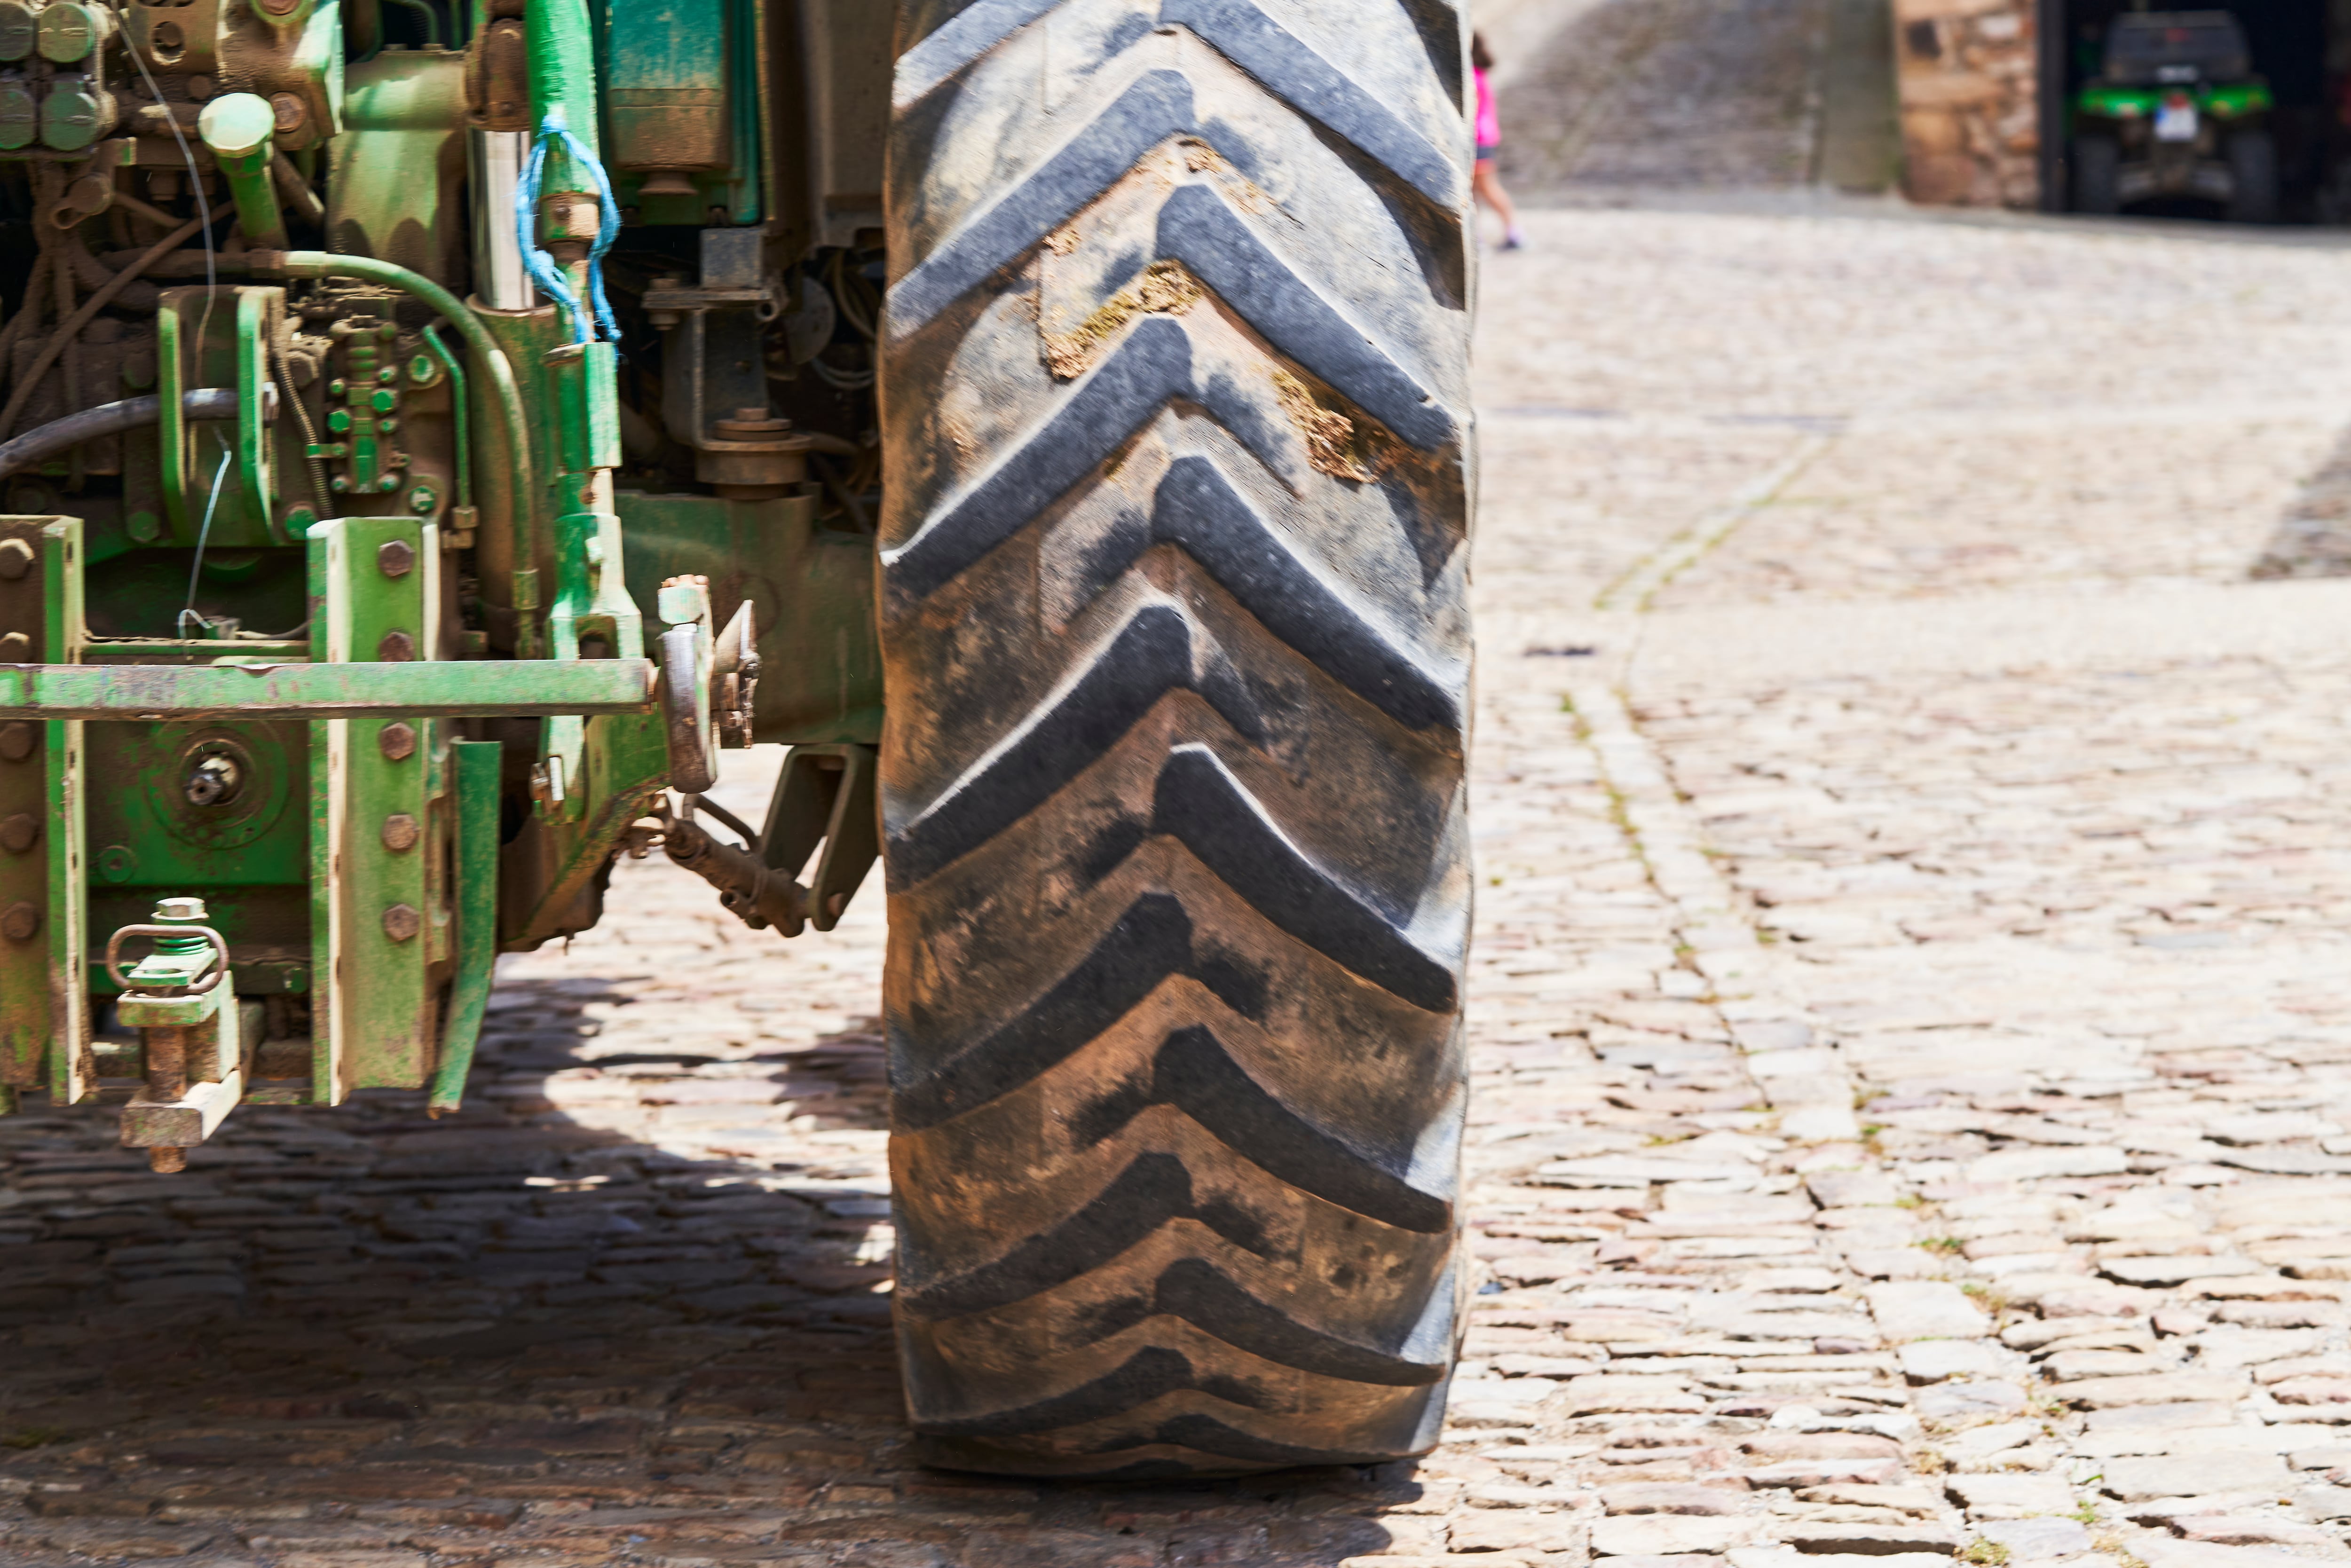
xmin=2075 ymin=8 xmax=2277 ymax=220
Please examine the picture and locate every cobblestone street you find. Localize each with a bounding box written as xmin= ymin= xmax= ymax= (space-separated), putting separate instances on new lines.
xmin=18 ymin=11 xmax=2351 ymax=1568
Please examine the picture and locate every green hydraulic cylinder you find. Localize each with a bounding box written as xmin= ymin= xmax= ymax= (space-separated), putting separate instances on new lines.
xmin=197 ymin=95 xmax=288 ymax=250
xmin=529 ymin=0 xmax=600 ymax=181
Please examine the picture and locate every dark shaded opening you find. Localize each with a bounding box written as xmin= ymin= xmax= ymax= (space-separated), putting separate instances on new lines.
xmin=2043 ymin=0 xmax=2347 ymax=221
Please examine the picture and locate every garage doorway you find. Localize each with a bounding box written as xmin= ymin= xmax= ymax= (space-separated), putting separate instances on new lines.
xmin=2039 ymin=0 xmax=2346 ymax=219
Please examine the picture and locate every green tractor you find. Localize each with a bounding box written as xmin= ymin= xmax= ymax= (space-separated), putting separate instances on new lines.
xmin=0 ymin=0 xmax=1476 ymax=1476
xmin=2074 ymin=9 xmax=2278 ymax=221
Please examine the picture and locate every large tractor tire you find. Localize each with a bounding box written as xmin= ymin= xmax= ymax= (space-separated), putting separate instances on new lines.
xmin=2227 ymin=129 xmax=2280 ymax=223
xmin=2075 ymin=134 xmax=2122 ymax=215
xmin=877 ymin=0 xmax=1477 ymax=1476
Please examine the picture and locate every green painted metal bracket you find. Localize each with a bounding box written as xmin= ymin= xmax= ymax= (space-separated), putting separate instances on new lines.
xmin=503 ymin=709 xmax=670 ymax=950
xmin=537 ymin=493 xmax=643 ymax=821
xmin=0 ymin=518 xmax=88 ymax=1111
xmin=308 ymin=519 xmax=351 ymax=1102
xmin=328 ymin=515 xmax=443 ymax=1091
xmin=0 ymin=660 xmax=656 ymax=721
xmin=43 ymin=519 xmax=88 ymax=1108
xmin=237 ymin=291 xmax=280 ymax=539
xmin=154 ymin=287 xmax=285 ymax=546
xmin=156 ymin=304 xmax=189 ymax=537
xmin=430 ymin=739 xmax=500 ymax=1114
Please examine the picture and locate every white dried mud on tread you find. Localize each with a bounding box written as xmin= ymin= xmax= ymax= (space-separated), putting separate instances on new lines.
xmin=881 ymin=0 xmax=1476 ymax=1475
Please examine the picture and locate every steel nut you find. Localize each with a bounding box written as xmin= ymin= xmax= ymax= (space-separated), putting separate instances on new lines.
xmin=378 ymin=722 xmax=417 ymax=762
xmin=0 ymin=722 xmax=32 ymax=763
xmin=381 ymin=813 xmax=419 ymax=852
xmin=0 ymin=901 xmax=36 ymax=943
xmin=377 ymin=630 xmax=416 ymax=662
xmin=377 ymin=539 xmax=415 ymax=579
xmin=382 ymin=903 xmax=421 ymax=943
xmin=0 ymin=538 xmax=32 ymax=580
xmin=0 ymin=813 xmax=36 ymax=854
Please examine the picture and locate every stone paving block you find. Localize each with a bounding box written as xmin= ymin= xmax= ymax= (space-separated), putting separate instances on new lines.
xmin=1942 ymin=1473 xmax=2078 ymax=1518
xmin=2057 ymin=1372 xmax=2253 ymax=1409
xmin=2101 ymin=1452 xmax=2293 ymax=1501
xmin=1590 ymin=1514 xmax=1756 ymax=1555
xmin=2135 ymin=1540 xmax=2349 ymax=1567
xmin=1972 ymin=1516 xmax=2094 ymax=1560
xmin=1865 ymin=1282 xmax=1992 ymax=1341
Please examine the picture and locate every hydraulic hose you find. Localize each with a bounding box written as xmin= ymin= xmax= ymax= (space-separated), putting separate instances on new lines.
xmin=0 ymin=215 xmax=208 ymax=443
xmin=0 ymin=390 xmax=243 ymax=484
xmin=250 ymin=250 xmax=536 ymax=556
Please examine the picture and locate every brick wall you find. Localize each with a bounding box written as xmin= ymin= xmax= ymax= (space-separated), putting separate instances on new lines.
xmin=1894 ymin=0 xmax=2040 ymax=207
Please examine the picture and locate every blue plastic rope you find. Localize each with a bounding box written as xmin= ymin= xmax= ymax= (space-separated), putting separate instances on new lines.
xmin=515 ymin=108 xmax=621 ymax=347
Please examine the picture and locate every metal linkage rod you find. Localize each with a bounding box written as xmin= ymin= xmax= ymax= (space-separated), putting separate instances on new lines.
xmin=0 ymin=659 xmax=656 ymax=722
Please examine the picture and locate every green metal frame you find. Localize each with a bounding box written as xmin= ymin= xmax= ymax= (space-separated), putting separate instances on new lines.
xmin=0 ymin=659 xmax=656 ymax=720
xmin=0 ymin=0 xmax=887 ymax=1152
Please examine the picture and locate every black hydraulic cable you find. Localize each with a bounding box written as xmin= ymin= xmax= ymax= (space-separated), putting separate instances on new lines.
xmin=0 ymin=390 xmax=242 ymax=484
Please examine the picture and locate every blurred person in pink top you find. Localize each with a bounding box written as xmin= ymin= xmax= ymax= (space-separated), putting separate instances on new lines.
xmin=1473 ymin=33 xmax=1525 ymax=250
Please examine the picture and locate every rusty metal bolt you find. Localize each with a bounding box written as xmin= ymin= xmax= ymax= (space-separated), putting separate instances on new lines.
xmin=0 ymin=723 xmax=33 ymax=763
xmin=0 ymin=902 xmax=37 ymax=943
xmin=149 ymin=1147 xmax=187 ymax=1174
xmin=378 ymin=539 xmax=415 ymax=579
xmin=0 ymin=538 xmax=32 ymax=580
xmin=377 ymin=630 xmax=415 ymax=662
xmin=381 ymin=813 xmax=419 ymax=852
xmin=268 ymin=92 xmax=305 ymax=133
xmin=382 ymin=904 xmax=421 ymax=943
xmin=144 ymin=1023 xmax=188 ymax=1101
xmin=0 ymin=814 xmax=37 ymax=854
xmin=378 ymin=722 xmax=417 ymax=763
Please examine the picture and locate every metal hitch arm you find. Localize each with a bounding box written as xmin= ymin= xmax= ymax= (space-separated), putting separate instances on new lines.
xmin=0 ymin=660 xmax=657 ymax=722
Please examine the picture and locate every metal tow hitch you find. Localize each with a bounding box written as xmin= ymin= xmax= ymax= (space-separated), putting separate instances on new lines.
xmin=110 ymin=898 xmax=248 ymax=1174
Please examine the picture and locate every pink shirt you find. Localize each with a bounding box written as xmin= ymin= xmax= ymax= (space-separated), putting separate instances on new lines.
xmin=1474 ymin=66 xmax=1499 ymax=150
